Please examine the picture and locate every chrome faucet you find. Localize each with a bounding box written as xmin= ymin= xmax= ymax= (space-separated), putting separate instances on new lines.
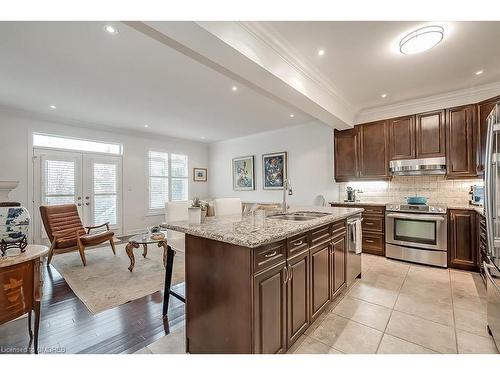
xmin=282 ymin=179 xmax=293 ymax=213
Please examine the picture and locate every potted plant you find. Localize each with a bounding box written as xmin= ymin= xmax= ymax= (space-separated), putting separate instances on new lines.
xmin=192 ymin=197 xmax=209 ymax=223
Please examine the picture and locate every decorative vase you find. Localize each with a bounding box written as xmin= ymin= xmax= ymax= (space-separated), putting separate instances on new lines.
xmin=188 ymin=207 xmax=202 ymax=224
xmin=201 ymin=209 xmax=207 ymax=223
xmin=0 ymin=181 xmax=30 ymax=256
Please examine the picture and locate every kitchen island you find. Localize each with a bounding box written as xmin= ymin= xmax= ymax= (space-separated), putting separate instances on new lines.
xmin=163 ymin=206 xmax=363 ymax=354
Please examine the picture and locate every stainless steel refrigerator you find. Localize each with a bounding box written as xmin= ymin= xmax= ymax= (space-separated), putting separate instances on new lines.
xmin=485 ymin=102 xmax=500 ymax=350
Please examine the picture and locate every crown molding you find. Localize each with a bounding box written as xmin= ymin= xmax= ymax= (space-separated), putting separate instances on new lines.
xmin=355 ymin=81 xmax=500 ymax=124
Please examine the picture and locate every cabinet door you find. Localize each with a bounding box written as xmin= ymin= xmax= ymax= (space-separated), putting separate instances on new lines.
xmin=476 ymin=97 xmax=499 ymax=176
xmin=416 ymin=110 xmax=445 ymax=158
xmin=333 ymin=234 xmax=346 ymax=293
xmin=253 ymin=263 xmax=287 ymax=354
xmin=334 ymin=128 xmax=358 ymax=181
xmin=286 ymin=251 xmax=309 ymax=347
xmin=389 ymin=115 xmax=415 ymax=160
xmin=310 ymin=244 xmax=331 ymax=321
xmin=446 ymin=105 xmax=476 ymax=178
xmin=358 ymin=120 xmax=389 ymax=179
xmin=448 ymin=209 xmax=477 ymax=271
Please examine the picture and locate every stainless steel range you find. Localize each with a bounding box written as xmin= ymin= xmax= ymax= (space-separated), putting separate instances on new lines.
xmin=385 ymin=203 xmax=447 ymax=267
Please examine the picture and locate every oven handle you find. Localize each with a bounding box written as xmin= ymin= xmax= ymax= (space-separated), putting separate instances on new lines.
xmin=386 ymin=213 xmax=445 ymax=221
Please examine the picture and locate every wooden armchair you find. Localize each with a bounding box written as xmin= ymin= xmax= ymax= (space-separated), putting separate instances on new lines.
xmin=39 ymin=204 xmax=115 ymax=266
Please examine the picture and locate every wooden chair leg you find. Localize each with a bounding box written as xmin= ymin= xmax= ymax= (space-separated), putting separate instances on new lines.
xmin=110 ymin=239 xmax=116 ymax=255
xmin=28 ymin=310 xmax=33 ymax=340
xmin=78 ymin=241 xmax=87 ymax=266
xmin=33 ymin=302 xmax=40 ymax=354
xmin=47 ymin=242 xmax=56 ymax=266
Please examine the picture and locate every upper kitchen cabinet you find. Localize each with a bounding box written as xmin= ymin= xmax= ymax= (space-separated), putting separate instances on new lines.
xmin=358 ymin=120 xmax=390 ymax=179
xmin=416 ymin=110 xmax=446 ymax=158
xmin=446 ymin=104 xmax=477 ymax=178
xmin=476 ymin=96 xmax=500 ymax=176
xmin=389 ymin=115 xmax=416 ymax=160
xmin=334 ymin=128 xmax=358 ymax=181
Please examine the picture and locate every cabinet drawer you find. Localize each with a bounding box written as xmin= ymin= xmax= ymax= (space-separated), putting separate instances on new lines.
xmin=362 ymin=233 xmax=385 ymax=256
xmin=332 ymin=220 xmax=346 ymax=238
xmin=362 ymin=216 xmax=384 ymax=233
xmin=287 ymin=233 xmax=309 ymax=258
xmin=254 ymin=241 xmax=286 ymax=273
xmin=361 ymin=206 xmax=384 ymax=216
xmin=310 ymin=224 xmax=332 ymax=249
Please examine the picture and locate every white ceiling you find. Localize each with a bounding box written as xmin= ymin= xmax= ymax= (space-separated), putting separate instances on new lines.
xmin=255 ymin=21 xmax=500 ymax=112
xmin=0 ymin=21 xmax=311 ymax=142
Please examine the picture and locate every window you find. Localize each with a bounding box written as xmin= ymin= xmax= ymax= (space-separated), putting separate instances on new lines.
xmin=33 ymin=133 xmax=122 ymax=154
xmin=148 ymin=151 xmax=188 ymax=211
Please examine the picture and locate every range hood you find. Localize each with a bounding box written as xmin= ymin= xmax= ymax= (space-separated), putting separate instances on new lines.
xmin=390 ymin=157 xmax=446 ymax=176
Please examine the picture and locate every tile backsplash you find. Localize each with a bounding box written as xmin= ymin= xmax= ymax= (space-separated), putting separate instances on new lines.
xmin=338 ymin=176 xmax=483 ymax=206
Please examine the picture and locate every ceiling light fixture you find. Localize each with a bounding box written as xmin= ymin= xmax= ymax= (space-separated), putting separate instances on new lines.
xmin=475 ymin=70 xmax=484 ymax=75
xmin=317 ymin=49 xmax=325 ymax=56
xmin=104 ymin=25 xmax=118 ymax=34
xmin=144 ymin=124 xmax=149 ymax=128
xmin=399 ymin=25 xmax=444 ymax=55
xmin=381 ymin=94 xmax=387 ymax=98
xmin=232 ymin=86 xmax=238 ymax=92
xmin=49 ymin=105 xmax=56 ymax=109
xmin=201 ymin=136 xmax=206 ymax=140
xmin=289 ymin=114 xmax=295 ymax=118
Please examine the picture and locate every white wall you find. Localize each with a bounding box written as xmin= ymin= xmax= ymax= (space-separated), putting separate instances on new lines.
xmin=0 ymin=109 xmax=209 ymax=236
xmin=208 ymin=122 xmax=340 ymax=205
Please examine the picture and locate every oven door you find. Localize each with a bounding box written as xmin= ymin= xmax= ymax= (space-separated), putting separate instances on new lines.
xmin=386 ymin=212 xmax=447 ymax=251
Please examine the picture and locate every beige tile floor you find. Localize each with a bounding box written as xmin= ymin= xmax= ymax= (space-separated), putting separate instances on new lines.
xmin=135 ymin=254 xmax=499 ymax=354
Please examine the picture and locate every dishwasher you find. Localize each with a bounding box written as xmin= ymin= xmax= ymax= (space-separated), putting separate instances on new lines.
xmin=346 ymin=214 xmax=362 ymax=286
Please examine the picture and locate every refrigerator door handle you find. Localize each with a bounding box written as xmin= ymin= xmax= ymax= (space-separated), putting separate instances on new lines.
xmin=485 ymin=111 xmax=496 ymax=256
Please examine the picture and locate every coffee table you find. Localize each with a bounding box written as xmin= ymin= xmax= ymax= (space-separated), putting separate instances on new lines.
xmin=125 ymin=232 xmax=185 ymax=318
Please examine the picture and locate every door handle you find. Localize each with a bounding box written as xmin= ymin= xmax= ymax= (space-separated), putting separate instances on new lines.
xmin=288 ymin=267 xmax=293 ymax=282
xmin=365 ymin=239 xmax=375 ymax=243
xmin=265 ymin=250 xmax=277 ymax=258
xmin=283 ymin=266 xmax=288 ymax=284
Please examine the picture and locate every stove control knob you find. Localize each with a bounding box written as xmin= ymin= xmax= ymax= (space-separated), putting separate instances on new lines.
xmin=437 ymin=207 xmax=442 ymax=212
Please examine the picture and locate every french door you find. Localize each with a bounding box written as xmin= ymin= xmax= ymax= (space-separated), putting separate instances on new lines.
xmin=33 ymin=149 xmax=122 ymax=244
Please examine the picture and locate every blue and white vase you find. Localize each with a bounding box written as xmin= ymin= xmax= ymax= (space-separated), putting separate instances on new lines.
xmin=0 ymin=181 xmax=30 ymax=255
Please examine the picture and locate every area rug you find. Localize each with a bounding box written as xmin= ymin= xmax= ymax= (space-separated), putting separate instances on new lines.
xmin=50 ymin=243 xmax=185 ymax=314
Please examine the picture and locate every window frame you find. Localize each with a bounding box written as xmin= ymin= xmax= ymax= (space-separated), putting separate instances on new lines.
xmin=147 ymin=150 xmax=189 ymax=215
xmin=33 ymin=133 xmax=123 ymax=155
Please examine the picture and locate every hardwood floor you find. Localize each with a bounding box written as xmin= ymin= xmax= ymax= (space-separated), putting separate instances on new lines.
xmin=0 ymin=259 xmax=185 ymax=354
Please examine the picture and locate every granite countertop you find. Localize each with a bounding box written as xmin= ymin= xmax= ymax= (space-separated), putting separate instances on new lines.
xmin=329 ymin=201 xmax=387 ymax=206
xmin=162 ymin=206 xmax=363 ymax=248
xmin=0 ymin=244 xmax=49 ymax=268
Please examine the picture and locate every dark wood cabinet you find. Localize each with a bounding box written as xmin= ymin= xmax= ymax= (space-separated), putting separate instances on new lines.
xmin=310 ymin=243 xmax=331 ymax=321
xmin=253 ymin=262 xmax=287 ymax=354
xmin=389 ymin=115 xmax=416 ymax=160
xmin=334 ymin=128 xmax=358 ymax=181
xmin=286 ymin=250 xmax=309 ymax=347
xmin=332 ymin=234 xmax=346 ymax=293
xmin=358 ymin=120 xmax=389 ymax=179
xmin=476 ymin=96 xmax=500 ymax=176
xmin=416 ymin=110 xmax=446 ymax=158
xmin=446 ymin=105 xmax=477 ymax=178
xmin=448 ymin=209 xmax=477 ymax=271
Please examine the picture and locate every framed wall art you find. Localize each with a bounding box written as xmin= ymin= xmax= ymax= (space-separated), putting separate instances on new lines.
xmin=262 ymin=151 xmax=287 ymax=190
xmin=232 ymin=155 xmax=255 ymax=191
xmin=193 ymin=168 xmax=207 ymax=182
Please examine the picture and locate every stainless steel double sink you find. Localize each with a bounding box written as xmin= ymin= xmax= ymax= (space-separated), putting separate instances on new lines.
xmin=268 ymin=211 xmax=331 ymax=221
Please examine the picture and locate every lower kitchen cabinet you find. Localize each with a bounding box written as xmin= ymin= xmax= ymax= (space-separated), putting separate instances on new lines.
xmin=253 ymin=262 xmax=287 ymax=354
xmin=286 ymin=250 xmax=310 ymax=346
xmin=332 ymin=233 xmax=346 ymax=293
xmin=310 ymin=243 xmax=331 ymax=321
xmin=448 ymin=209 xmax=477 ymax=271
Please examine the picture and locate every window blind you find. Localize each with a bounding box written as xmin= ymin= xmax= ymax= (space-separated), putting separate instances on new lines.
xmin=149 ymin=151 xmax=169 ymax=210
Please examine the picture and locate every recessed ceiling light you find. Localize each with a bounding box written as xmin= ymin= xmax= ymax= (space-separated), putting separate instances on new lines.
xmin=399 ymin=25 xmax=444 ymax=55
xmin=201 ymin=136 xmax=206 ymax=140
xmin=475 ymin=70 xmax=484 ymax=75
xmin=104 ymin=25 xmax=118 ymax=34
xmin=289 ymin=114 xmax=295 ymax=118
xmin=232 ymin=86 xmax=238 ymax=92
xmin=381 ymin=94 xmax=387 ymax=98
xmin=317 ymin=49 xmax=325 ymax=56
xmin=49 ymin=105 xmax=56 ymax=109
xmin=144 ymin=124 xmax=149 ymax=128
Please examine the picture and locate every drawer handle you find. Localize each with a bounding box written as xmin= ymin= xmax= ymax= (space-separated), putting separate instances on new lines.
xmin=365 ymin=222 xmax=374 ymax=225
xmin=365 ymin=239 xmax=375 ymax=243
xmin=292 ymin=240 xmax=304 ymax=246
xmin=265 ymin=251 xmax=277 ymax=258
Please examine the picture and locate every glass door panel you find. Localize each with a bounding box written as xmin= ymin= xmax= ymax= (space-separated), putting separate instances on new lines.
xmin=394 ymin=218 xmax=437 ymax=245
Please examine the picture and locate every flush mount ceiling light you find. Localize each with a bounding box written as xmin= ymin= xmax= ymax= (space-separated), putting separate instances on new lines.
xmin=317 ymin=49 xmax=325 ymax=56
xmin=104 ymin=25 xmax=118 ymax=34
xmin=144 ymin=124 xmax=149 ymax=128
xmin=381 ymin=93 xmax=388 ymax=98
xmin=232 ymin=86 xmax=238 ymax=92
xmin=475 ymin=70 xmax=484 ymax=75
xmin=49 ymin=105 xmax=56 ymax=109
xmin=289 ymin=114 xmax=295 ymax=118
xmin=399 ymin=25 xmax=444 ymax=55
